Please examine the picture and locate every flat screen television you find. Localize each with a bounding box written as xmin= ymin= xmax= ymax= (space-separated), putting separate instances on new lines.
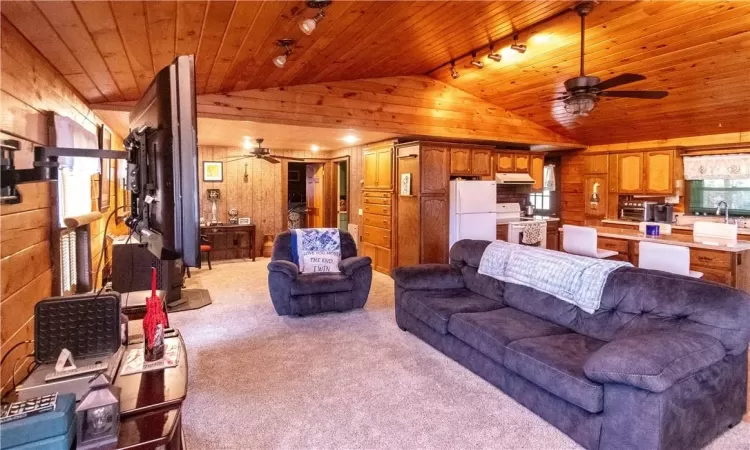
xmin=128 ymin=55 xmax=200 ymax=267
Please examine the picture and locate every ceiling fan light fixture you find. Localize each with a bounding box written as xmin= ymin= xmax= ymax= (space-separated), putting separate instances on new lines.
xmin=564 ymin=94 xmax=598 ymax=116
xmin=273 ymin=39 xmax=294 ymax=68
xmin=487 ymin=45 xmax=502 ymax=62
xmin=450 ymin=61 xmax=459 ymax=79
xmin=470 ymin=52 xmax=483 ymax=69
xmin=511 ymin=34 xmax=527 ymax=54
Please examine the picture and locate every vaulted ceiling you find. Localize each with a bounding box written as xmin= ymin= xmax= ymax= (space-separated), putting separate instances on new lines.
xmin=2 ymin=0 xmax=748 ymax=146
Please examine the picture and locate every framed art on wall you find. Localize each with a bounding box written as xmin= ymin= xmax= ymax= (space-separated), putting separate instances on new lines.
xmin=400 ymin=173 xmax=412 ymax=196
xmin=203 ymin=161 xmax=223 ymax=182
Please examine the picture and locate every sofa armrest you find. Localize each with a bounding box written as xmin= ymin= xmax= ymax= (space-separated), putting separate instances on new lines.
xmin=339 ymin=256 xmax=371 ymax=276
xmin=267 ymin=260 xmax=299 ymax=279
xmin=392 ymin=264 xmax=465 ymax=291
xmin=583 ymin=331 xmax=726 ymax=393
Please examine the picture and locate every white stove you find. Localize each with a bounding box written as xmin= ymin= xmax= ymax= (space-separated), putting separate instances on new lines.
xmin=496 ymin=203 xmax=548 ymax=247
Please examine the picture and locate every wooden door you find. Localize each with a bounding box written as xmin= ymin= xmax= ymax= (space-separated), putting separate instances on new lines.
xmin=584 ymin=174 xmax=607 ymax=218
xmin=608 ymin=154 xmax=619 ymax=193
xmin=420 ymin=196 xmax=449 ymax=263
xmin=644 ymin=150 xmax=674 ymax=194
xmin=530 ymin=155 xmax=545 ymax=191
xmin=305 ymin=164 xmax=324 ymax=227
xmin=421 ymin=144 xmax=450 ymax=195
xmin=450 ymin=148 xmax=472 ymax=175
xmin=583 ymin=154 xmax=608 ymax=174
xmin=618 ymin=153 xmax=643 ymax=193
xmin=514 ymin=154 xmax=530 ymax=173
xmin=470 ymin=150 xmax=492 ymax=176
xmin=363 ymin=151 xmax=378 ymax=189
xmin=376 ymin=148 xmax=393 ymax=189
xmin=496 ymin=153 xmax=514 ymax=172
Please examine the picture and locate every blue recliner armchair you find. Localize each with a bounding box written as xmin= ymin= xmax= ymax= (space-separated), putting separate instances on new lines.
xmin=267 ymin=230 xmax=372 ymax=316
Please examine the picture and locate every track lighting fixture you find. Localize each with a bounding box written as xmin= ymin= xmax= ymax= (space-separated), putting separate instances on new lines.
xmin=300 ymin=0 xmax=332 ymax=35
xmin=470 ymin=52 xmax=484 ymax=69
xmin=273 ymin=39 xmax=294 ymax=68
xmin=487 ymin=44 xmax=502 ymax=62
xmin=450 ymin=61 xmax=459 ymax=79
xmin=510 ymin=34 xmax=527 ymax=54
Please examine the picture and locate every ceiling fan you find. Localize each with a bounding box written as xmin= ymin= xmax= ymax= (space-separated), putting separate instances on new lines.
xmin=223 ymin=138 xmax=304 ymax=164
xmin=557 ymin=1 xmax=668 ymax=116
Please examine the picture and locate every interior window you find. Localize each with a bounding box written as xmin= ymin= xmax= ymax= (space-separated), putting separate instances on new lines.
xmin=529 ymin=190 xmax=551 ymax=212
xmin=690 ymin=179 xmax=750 ymax=215
xmin=58 ymin=165 xmax=94 ymax=226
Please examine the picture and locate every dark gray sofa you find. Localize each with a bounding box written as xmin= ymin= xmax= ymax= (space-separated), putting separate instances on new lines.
xmin=268 ymin=230 xmax=372 ymax=316
xmin=393 ymin=239 xmax=750 ymax=450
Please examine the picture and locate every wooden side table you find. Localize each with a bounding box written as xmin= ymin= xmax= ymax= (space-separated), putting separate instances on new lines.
xmin=201 ymin=224 xmax=256 ymax=261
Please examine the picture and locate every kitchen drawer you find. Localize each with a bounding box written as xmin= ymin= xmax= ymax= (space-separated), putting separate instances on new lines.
xmin=364 ymin=204 xmax=391 ymax=216
xmin=694 ymin=266 xmax=733 ymax=286
xmin=598 ymin=237 xmax=629 ymax=254
xmin=363 ymin=225 xmax=391 ymax=248
xmin=690 ymin=249 xmax=732 ymax=270
xmin=364 ymin=191 xmax=390 ymax=199
xmin=364 ymin=196 xmax=391 ymax=205
xmin=364 ymin=214 xmax=391 ymax=230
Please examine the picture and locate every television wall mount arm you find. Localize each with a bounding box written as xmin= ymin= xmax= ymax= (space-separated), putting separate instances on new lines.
xmin=1 ymin=139 xmax=22 ymax=205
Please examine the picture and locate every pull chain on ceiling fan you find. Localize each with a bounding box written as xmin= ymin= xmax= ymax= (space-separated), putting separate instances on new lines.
xmin=558 ymin=1 xmax=669 ymax=116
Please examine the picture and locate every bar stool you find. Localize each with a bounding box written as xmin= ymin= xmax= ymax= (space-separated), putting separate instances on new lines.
xmin=638 ymin=241 xmax=703 ymax=278
xmin=638 ymin=222 xmax=672 ymax=235
xmin=562 ymin=225 xmax=618 ymax=259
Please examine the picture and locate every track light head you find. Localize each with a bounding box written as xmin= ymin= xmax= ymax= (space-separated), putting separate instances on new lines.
xmin=470 ymin=52 xmax=484 ymax=69
xmin=511 ymin=34 xmax=527 ymax=54
xmin=450 ymin=61 xmax=459 ymax=79
xmin=487 ymin=45 xmax=502 ymax=62
xmin=273 ymin=39 xmax=294 ymax=68
xmin=300 ymin=0 xmax=331 ymax=35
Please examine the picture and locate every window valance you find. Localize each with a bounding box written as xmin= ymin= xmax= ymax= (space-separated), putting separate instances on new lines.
xmin=683 ymin=154 xmax=750 ymax=180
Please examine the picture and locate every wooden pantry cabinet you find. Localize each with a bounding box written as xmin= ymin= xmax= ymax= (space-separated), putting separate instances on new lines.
xmin=362 ymin=143 xmax=396 ymax=274
xmin=363 ymin=146 xmax=393 ymax=190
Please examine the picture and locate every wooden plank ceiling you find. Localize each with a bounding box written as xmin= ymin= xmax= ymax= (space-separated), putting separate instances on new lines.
xmin=3 ymin=1 xmax=748 ymax=146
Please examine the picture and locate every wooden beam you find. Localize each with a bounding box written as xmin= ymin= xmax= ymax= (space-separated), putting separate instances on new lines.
xmin=92 ymin=76 xmax=581 ymax=148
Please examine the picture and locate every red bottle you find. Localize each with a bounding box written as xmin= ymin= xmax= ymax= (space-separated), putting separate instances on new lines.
xmin=143 ymin=267 xmax=168 ymax=361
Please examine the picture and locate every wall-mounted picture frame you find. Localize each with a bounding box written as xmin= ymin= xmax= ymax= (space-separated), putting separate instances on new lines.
xmin=203 ymin=161 xmax=223 ymax=182
xmin=400 ymin=173 xmax=412 ymax=196
xmin=238 ymin=217 xmax=251 ymax=225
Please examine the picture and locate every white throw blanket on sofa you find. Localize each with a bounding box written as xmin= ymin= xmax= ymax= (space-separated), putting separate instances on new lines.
xmin=478 ymin=241 xmax=631 ymax=314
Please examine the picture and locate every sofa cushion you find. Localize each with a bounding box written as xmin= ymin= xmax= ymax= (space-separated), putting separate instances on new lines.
xmin=448 ymin=308 xmax=570 ymax=365
xmin=505 ymin=334 xmax=607 ymax=413
xmin=400 ymin=289 xmax=504 ymax=335
xmin=291 ymin=273 xmax=354 ymax=296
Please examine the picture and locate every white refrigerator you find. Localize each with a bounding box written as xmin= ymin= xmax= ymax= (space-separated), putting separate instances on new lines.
xmin=449 ymin=180 xmax=497 ymax=253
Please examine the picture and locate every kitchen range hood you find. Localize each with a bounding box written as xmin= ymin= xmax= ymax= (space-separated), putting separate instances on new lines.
xmin=495 ymin=172 xmax=535 ymax=184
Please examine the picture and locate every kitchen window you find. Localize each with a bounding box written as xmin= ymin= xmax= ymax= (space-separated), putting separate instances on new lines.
xmin=689 ymin=179 xmax=750 ymax=215
xmin=529 ymin=190 xmax=551 ymax=213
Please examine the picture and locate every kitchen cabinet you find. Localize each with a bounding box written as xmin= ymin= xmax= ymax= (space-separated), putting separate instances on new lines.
xmin=496 ymin=224 xmax=508 ymax=241
xmin=421 ymin=145 xmax=450 ymax=195
xmin=644 ymin=150 xmax=674 ymax=194
xmin=530 ymin=155 xmax=545 ymax=191
xmin=584 ymin=175 xmax=608 ymax=218
xmin=496 ymin=154 xmax=514 ymax=172
xmin=546 ymin=226 xmax=559 ymax=251
xmin=608 ymin=154 xmax=619 ymax=193
xmin=514 ymin=154 xmax=530 ymax=173
xmin=617 ymin=152 xmax=644 ymax=193
xmin=450 ymin=147 xmax=492 ymax=176
xmin=584 ymin=154 xmax=609 ymax=174
xmin=363 ymin=146 xmax=393 ymax=190
xmin=362 ymin=190 xmax=393 ymax=274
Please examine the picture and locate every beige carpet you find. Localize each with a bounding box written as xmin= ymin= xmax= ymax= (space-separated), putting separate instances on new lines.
xmin=172 ymin=260 xmax=750 ymax=449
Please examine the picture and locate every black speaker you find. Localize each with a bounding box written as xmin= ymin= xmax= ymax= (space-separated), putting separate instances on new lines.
xmin=112 ymin=239 xmax=182 ymax=304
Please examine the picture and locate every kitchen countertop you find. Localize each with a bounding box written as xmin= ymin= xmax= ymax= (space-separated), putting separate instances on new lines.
xmin=590 ymin=226 xmax=750 ymax=253
xmin=601 ymin=219 xmax=750 ymax=236
xmin=497 ymin=217 xmax=560 ymax=224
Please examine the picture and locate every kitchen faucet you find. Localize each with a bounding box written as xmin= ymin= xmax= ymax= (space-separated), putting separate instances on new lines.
xmin=716 ymin=201 xmax=730 ymax=223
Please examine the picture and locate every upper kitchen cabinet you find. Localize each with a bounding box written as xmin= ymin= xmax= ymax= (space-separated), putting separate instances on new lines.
xmin=608 ymin=155 xmax=619 ymax=193
xmin=584 ymin=154 xmax=608 ymax=174
xmin=514 ymin=154 xmax=530 ymax=173
xmin=530 ymin=155 xmax=545 ymax=191
xmin=617 ymin=152 xmax=644 ymax=193
xmin=450 ymin=147 xmax=492 ymax=176
xmin=363 ymin=146 xmax=394 ymax=190
xmin=422 ymin=145 xmax=450 ymax=195
xmin=496 ymin=154 xmax=514 ymax=172
xmin=644 ymin=150 xmax=674 ymax=194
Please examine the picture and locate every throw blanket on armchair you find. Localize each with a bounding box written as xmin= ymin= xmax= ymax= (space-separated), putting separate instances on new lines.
xmin=291 ymin=228 xmax=341 ymax=273
xmin=478 ymin=241 xmax=631 ymax=314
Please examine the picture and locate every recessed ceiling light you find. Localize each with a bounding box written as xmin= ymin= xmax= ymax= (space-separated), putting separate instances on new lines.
xmin=341 ymin=135 xmax=359 ymax=144
xmin=311 ymin=144 xmax=320 ymax=152
xmin=242 ymin=136 xmax=252 ymax=149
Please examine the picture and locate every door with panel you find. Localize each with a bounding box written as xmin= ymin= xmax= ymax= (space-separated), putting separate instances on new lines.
xmin=305 ymin=164 xmax=325 ymax=227
xmin=644 ymin=150 xmax=674 ymax=194
xmin=376 ymin=147 xmax=393 ymax=190
xmin=471 ymin=150 xmax=492 ymax=176
xmin=450 ymin=148 xmax=472 ymax=175
xmin=530 ymin=155 xmax=545 ymax=191
xmin=363 ymin=151 xmax=378 ymax=189
xmin=421 ymin=145 xmax=450 ymax=195
xmin=496 ymin=153 xmax=514 ymax=172
xmin=617 ymin=153 xmax=644 ymax=193
xmin=421 ymin=196 xmax=449 ymax=263
xmin=514 ymin=154 xmax=530 ymax=173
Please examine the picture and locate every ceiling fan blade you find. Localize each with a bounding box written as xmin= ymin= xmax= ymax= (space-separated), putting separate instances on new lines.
xmin=263 ymin=156 xmax=280 ymax=164
xmin=600 ymin=90 xmax=668 ymax=99
xmin=225 ymin=156 xmax=253 ymax=163
xmin=269 ymin=154 xmax=305 ymax=161
xmin=594 ymin=73 xmax=646 ymax=91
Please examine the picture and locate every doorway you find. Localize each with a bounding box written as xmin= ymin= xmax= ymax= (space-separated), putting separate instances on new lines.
xmin=287 ymin=162 xmax=326 ymax=229
xmin=335 ymin=159 xmax=348 ymax=232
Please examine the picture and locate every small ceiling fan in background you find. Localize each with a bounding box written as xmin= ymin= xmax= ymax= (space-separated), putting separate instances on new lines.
xmin=223 ymin=138 xmax=304 ymax=164
xmin=557 ymin=1 xmax=669 ymax=116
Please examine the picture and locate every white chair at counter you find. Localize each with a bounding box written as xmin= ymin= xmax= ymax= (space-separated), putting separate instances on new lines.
xmin=638 ymin=241 xmax=703 ymax=278
xmin=562 ymin=225 xmax=618 ymax=259
xmin=638 ymin=222 xmax=672 ymax=235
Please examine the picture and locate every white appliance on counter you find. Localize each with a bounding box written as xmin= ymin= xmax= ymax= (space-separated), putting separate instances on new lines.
xmin=496 ymin=203 xmax=548 ymax=248
xmin=449 ymin=180 xmax=497 ymax=251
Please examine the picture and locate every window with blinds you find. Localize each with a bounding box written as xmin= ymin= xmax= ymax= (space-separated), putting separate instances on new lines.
xmin=60 ymin=230 xmax=77 ymax=295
